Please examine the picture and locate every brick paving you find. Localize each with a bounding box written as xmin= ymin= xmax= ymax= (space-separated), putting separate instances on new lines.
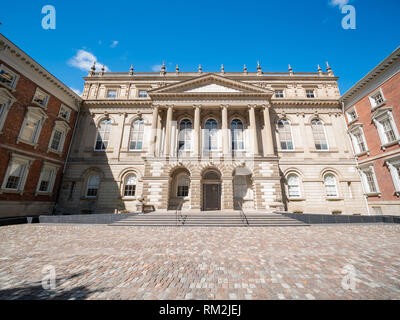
xmin=0 ymin=224 xmax=399 ymax=300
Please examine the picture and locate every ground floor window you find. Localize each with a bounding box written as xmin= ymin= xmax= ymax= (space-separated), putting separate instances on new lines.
xmin=124 ymin=174 xmax=137 ymax=197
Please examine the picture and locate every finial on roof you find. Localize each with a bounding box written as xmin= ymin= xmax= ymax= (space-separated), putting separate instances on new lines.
xmin=317 ymin=64 xmax=322 ymax=76
xmin=129 ymin=64 xmax=134 ymax=75
xmin=99 ymin=64 xmax=105 ymax=76
xmin=243 ymin=64 xmax=247 ymax=74
xmin=288 ymin=64 xmax=293 ymax=75
xmin=198 ymin=64 xmax=202 ymax=74
xmin=160 ymin=61 xmax=166 ymax=75
xmin=176 ymin=64 xmax=179 ymax=73
xmin=89 ymin=62 xmax=96 ymax=76
xmin=257 ymin=61 xmax=262 ymax=75
xmin=326 ymin=61 xmax=334 ymax=76
xmin=221 ymin=64 xmax=224 ymax=74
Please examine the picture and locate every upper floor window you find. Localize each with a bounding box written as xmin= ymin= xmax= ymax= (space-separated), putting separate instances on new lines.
xmin=205 ymin=119 xmax=218 ymax=151
xmin=177 ymin=174 xmax=190 ymax=197
xmin=107 ymin=89 xmax=117 ymax=99
xmin=346 ymin=107 xmax=358 ymax=123
xmin=129 ymin=119 xmax=144 ymax=150
xmin=277 ymin=119 xmax=294 ymax=150
xmin=86 ymin=174 xmax=100 ymax=198
xmin=386 ymin=158 xmax=400 ymax=194
xmin=372 ymin=109 xmax=399 ymax=146
xmin=231 ymin=119 xmax=244 ymax=151
xmin=138 ymin=90 xmax=148 ymax=98
xmin=287 ymin=174 xmax=301 ymax=198
xmin=306 ymin=90 xmax=315 ymax=98
xmin=275 ymin=90 xmax=284 ymax=98
xmin=324 ymin=174 xmax=338 ymax=198
xmin=349 ymin=126 xmax=368 ymax=155
xmin=58 ymin=105 xmax=71 ymax=121
xmin=1 ymin=153 xmax=33 ymax=193
xmin=95 ymin=119 xmax=112 ymax=151
xmin=369 ymin=89 xmax=386 ymax=109
xmin=123 ymin=174 xmax=137 ymax=197
xmin=36 ymin=163 xmax=59 ymax=194
xmin=0 ymin=64 xmax=19 ymax=90
xmin=0 ymin=88 xmax=16 ymax=133
xmin=311 ymin=119 xmax=328 ymax=150
xmin=32 ymin=88 xmax=50 ymax=108
xmin=360 ymin=166 xmax=379 ymax=195
xmin=18 ymin=106 xmax=48 ymax=147
xmin=178 ymin=119 xmax=192 ymax=151
xmin=48 ymin=121 xmax=70 ymax=154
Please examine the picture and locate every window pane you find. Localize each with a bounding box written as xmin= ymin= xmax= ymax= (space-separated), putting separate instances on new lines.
xmin=312 ymin=119 xmax=328 ymax=150
xmin=231 ymin=119 xmax=244 ymax=150
xmin=95 ymin=119 xmax=112 ymax=150
xmin=129 ymin=119 xmax=144 ymax=150
xmin=21 ymin=118 xmax=39 ymax=142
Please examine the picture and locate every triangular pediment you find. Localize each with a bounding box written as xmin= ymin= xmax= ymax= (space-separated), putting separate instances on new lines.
xmin=148 ymin=73 xmax=274 ymax=96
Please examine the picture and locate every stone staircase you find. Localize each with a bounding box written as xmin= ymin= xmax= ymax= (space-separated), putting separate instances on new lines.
xmin=109 ymin=213 xmax=309 ymax=227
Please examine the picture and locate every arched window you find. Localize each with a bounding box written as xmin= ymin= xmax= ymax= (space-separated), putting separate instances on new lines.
xmin=205 ymin=119 xmax=218 ymax=150
xmin=311 ymin=119 xmax=328 ymax=150
xmin=324 ymin=173 xmax=338 ymax=197
xmin=177 ymin=174 xmax=190 ymax=197
xmin=124 ymin=174 xmax=137 ymax=197
xmin=277 ymin=119 xmax=294 ymax=150
xmin=95 ymin=119 xmax=112 ymax=150
xmin=178 ymin=119 xmax=192 ymax=151
xmin=287 ymin=174 xmax=301 ymax=198
xmin=231 ymin=119 xmax=244 ymax=150
xmin=129 ymin=119 xmax=144 ymax=150
xmin=86 ymin=174 xmax=100 ymax=197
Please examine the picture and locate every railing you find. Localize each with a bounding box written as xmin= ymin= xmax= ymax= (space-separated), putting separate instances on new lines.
xmin=238 ymin=202 xmax=249 ymax=226
xmin=175 ymin=199 xmax=185 ymax=226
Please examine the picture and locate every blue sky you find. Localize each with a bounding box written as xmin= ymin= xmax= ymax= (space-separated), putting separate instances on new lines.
xmin=0 ymin=0 xmax=399 ymax=95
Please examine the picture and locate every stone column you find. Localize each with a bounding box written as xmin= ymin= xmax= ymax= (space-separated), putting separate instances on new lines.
xmin=193 ymin=105 xmax=201 ymax=157
xmin=262 ymin=103 xmax=275 ymax=156
xmin=248 ymin=105 xmax=259 ymax=156
xmin=164 ymin=105 xmax=173 ymax=156
xmin=221 ymin=104 xmax=229 ymax=156
xmin=149 ymin=105 xmax=159 ymax=156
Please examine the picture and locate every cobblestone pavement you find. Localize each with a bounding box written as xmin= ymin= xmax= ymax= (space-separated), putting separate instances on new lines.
xmin=0 ymin=224 xmax=399 ymax=300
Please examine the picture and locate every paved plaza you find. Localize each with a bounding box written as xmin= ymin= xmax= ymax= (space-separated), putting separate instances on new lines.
xmin=0 ymin=223 xmax=399 ymax=300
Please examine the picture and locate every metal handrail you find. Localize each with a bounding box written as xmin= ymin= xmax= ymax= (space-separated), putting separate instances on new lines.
xmin=176 ymin=199 xmax=185 ymax=226
xmin=238 ymin=202 xmax=249 ymax=226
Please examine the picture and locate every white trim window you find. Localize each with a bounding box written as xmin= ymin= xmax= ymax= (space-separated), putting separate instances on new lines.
xmin=311 ymin=119 xmax=328 ymax=150
xmin=138 ymin=90 xmax=148 ymax=98
xmin=36 ymin=163 xmax=59 ymax=194
xmin=324 ymin=174 xmax=339 ymax=198
xmin=32 ymin=88 xmax=50 ymax=108
xmin=95 ymin=119 xmax=112 ymax=151
xmin=177 ymin=174 xmax=190 ymax=197
xmin=386 ymin=158 xmax=400 ymax=194
xmin=86 ymin=174 xmax=100 ymax=198
xmin=0 ymin=64 xmax=19 ymax=90
xmin=287 ymin=174 xmax=301 ymax=199
xmin=1 ymin=153 xmax=33 ymax=194
xmin=231 ymin=119 xmax=244 ymax=151
xmin=306 ymin=89 xmax=315 ymax=98
xmin=349 ymin=126 xmax=368 ymax=155
xmin=0 ymin=88 xmax=16 ymax=133
xmin=178 ymin=119 xmax=192 ymax=152
xmin=277 ymin=119 xmax=294 ymax=150
xmin=58 ymin=104 xmax=71 ymax=121
xmin=123 ymin=174 xmax=137 ymax=197
xmin=275 ymin=90 xmax=284 ymax=98
xmin=129 ymin=119 xmax=145 ymax=150
xmin=106 ymin=89 xmax=117 ymax=99
xmin=372 ymin=109 xmax=399 ymax=147
xmin=359 ymin=166 xmax=380 ymax=195
xmin=48 ymin=120 xmax=71 ymax=154
xmin=346 ymin=107 xmax=358 ymax=123
xmin=18 ymin=106 xmax=48 ymax=147
xmin=205 ymin=119 xmax=218 ymax=151
xmin=369 ymin=88 xmax=386 ymax=110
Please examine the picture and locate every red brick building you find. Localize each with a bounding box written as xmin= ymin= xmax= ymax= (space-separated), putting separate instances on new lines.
xmin=342 ymin=46 xmax=400 ymax=215
xmin=0 ymin=34 xmax=81 ymax=218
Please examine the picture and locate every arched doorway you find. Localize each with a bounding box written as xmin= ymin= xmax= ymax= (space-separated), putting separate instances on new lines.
xmin=168 ymin=168 xmax=191 ymax=210
xmin=202 ymin=169 xmax=221 ymax=211
xmin=233 ymin=167 xmax=254 ymax=210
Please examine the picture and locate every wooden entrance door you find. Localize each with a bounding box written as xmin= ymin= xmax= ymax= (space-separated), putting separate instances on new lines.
xmin=203 ymin=184 xmax=221 ymax=211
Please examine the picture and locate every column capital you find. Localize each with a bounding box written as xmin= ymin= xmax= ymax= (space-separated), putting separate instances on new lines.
xmin=220 ymin=104 xmax=229 ymax=109
xmin=248 ymin=104 xmax=257 ymax=109
xmin=262 ymin=101 xmax=272 ymax=109
xmin=193 ymin=104 xmax=202 ymax=109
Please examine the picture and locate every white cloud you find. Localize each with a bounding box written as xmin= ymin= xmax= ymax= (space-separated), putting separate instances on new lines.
xmin=110 ymin=40 xmax=119 ymax=48
xmin=71 ymin=88 xmax=82 ymax=96
xmin=68 ymin=49 xmax=110 ymax=72
xmin=151 ymin=64 xmax=162 ymax=72
xmin=329 ymin=0 xmax=350 ymax=8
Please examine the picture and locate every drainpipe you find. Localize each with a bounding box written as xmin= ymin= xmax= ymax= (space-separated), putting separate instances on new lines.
xmin=341 ymin=100 xmax=371 ymax=216
xmin=52 ymin=102 xmax=82 ymax=215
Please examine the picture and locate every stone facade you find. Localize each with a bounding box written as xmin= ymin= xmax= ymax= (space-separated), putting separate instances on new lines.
xmin=59 ymin=63 xmax=367 ymax=215
xmin=342 ymin=47 xmax=400 ymax=215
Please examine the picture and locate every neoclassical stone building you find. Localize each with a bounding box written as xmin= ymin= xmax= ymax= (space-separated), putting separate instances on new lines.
xmin=58 ymin=63 xmax=368 ymax=215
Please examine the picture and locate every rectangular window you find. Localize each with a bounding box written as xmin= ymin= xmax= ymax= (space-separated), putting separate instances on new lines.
xmin=50 ymin=130 xmax=63 ymax=151
xmin=354 ymin=132 xmax=366 ymax=153
xmin=365 ymin=170 xmax=377 ymax=193
xmin=138 ymin=90 xmax=148 ymax=98
xmin=275 ymin=90 xmax=284 ymax=98
xmin=5 ymin=163 xmax=24 ymax=189
xmin=382 ymin=119 xmax=396 ymax=143
xmin=38 ymin=168 xmax=54 ymax=192
xmin=124 ymin=185 xmax=136 ymax=197
xmin=107 ymin=90 xmax=117 ymax=99
xmin=306 ymin=90 xmax=315 ymax=98
xmin=20 ymin=117 xmax=40 ymax=142
xmin=177 ymin=186 xmax=189 ymax=197
xmin=0 ymin=65 xmax=19 ymax=89
xmin=58 ymin=105 xmax=71 ymax=121
xmin=347 ymin=108 xmax=358 ymax=122
xmin=32 ymin=88 xmax=49 ymax=107
xmin=369 ymin=89 xmax=386 ymax=109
